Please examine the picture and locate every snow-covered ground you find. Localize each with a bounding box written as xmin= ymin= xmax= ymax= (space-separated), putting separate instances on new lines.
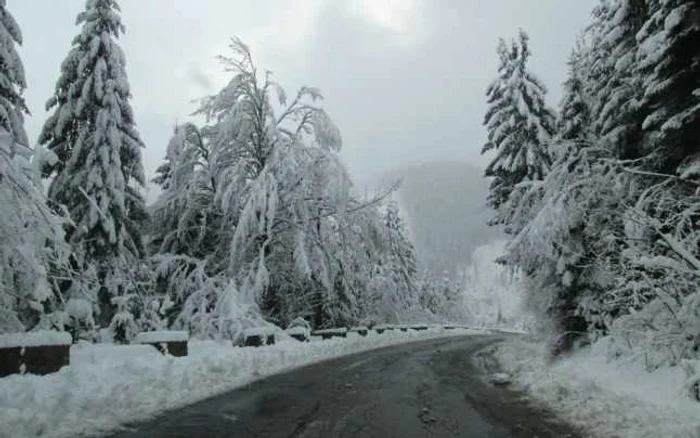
xmin=490 ymin=338 xmax=700 ymax=438
xmin=0 ymin=327 xmax=483 ymax=438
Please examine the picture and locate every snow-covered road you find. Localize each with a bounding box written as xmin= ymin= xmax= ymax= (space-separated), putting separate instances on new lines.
xmin=107 ymin=335 xmax=578 ymax=438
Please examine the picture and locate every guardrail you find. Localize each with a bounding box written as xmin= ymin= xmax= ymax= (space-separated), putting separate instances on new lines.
xmin=0 ymin=324 xmax=477 ymax=378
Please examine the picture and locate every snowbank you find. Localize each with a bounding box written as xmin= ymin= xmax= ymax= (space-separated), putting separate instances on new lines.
xmin=0 ymin=331 xmax=72 ymax=348
xmin=243 ymin=326 xmax=278 ymax=337
xmin=0 ymin=327 xmax=482 ymax=438
xmin=489 ymin=339 xmax=700 ymax=438
xmin=133 ymin=331 xmax=189 ymax=343
xmin=285 ymin=326 xmax=310 ymax=336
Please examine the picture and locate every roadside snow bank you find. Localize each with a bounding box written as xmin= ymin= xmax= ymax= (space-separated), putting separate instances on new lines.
xmin=0 ymin=327 xmax=483 ymax=438
xmin=490 ymin=339 xmax=700 ymax=438
xmin=133 ymin=331 xmax=189 ymax=343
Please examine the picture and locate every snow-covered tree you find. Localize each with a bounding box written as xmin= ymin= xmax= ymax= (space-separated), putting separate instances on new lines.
xmin=0 ymin=0 xmax=29 ymax=150
xmin=586 ymin=0 xmax=647 ymax=159
xmin=504 ymin=144 xmax=640 ymax=341
xmin=481 ymin=0 xmax=700 ymax=369
xmin=383 ymin=200 xmax=417 ymax=294
xmin=146 ymin=39 xmax=437 ymax=332
xmin=39 ymin=0 xmax=147 ymax=326
xmin=150 ymin=123 xmax=218 ymax=259
xmin=182 ymin=38 xmax=408 ymax=328
xmin=482 ymin=30 xmax=556 ymax=234
xmin=0 ymin=130 xmax=70 ymax=333
xmin=636 ymin=0 xmax=700 ymax=174
xmin=557 ymin=46 xmax=593 ymax=150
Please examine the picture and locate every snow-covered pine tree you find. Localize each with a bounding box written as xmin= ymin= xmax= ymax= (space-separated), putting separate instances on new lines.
xmin=383 ymin=199 xmax=418 ymax=295
xmin=636 ymin=0 xmax=700 ymax=175
xmin=0 ymin=0 xmax=28 ymax=151
xmin=501 ymin=10 xmax=639 ymax=350
xmin=39 ymin=0 xmax=147 ymax=327
xmin=586 ymin=0 xmax=647 ymax=159
xmin=482 ymin=30 xmax=556 ymax=234
xmin=557 ymin=45 xmax=593 ymax=150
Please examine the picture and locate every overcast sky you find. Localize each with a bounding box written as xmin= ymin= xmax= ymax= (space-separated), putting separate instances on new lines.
xmin=13 ymin=0 xmax=596 ymax=197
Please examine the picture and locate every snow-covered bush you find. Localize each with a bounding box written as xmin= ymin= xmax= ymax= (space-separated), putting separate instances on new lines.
xmin=147 ymin=254 xmax=264 ymax=342
xmin=64 ymin=298 xmax=96 ymax=342
xmin=681 ymin=359 xmax=700 ymax=402
xmin=109 ymin=295 xmax=139 ymax=344
xmin=287 ymin=317 xmax=311 ymax=331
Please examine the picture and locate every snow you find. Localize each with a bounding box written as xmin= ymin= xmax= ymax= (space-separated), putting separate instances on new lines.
xmin=490 ymin=338 xmax=700 ymax=438
xmin=243 ymin=326 xmax=278 ymax=338
xmin=664 ymin=6 xmax=685 ymax=32
xmin=285 ymin=326 xmax=310 ymax=336
xmin=0 ymin=327 xmax=482 ymax=438
xmin=0 ymin=331 xmax=72 ymax=348
xmin=65 ymin=298 xmax=93 ymax=322
xmin=489 ymin=373 xmax=511 ymax=385
xmin=133 ymin=331 xmax=189 ymax=344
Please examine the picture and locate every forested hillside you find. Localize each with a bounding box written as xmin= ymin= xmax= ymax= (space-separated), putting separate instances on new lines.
xmin=388 ymin=162 xmax=503 ymax=274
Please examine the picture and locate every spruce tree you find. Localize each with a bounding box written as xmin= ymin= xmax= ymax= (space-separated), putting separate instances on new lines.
xmin=0 ymin=0 xmax=29 ymax=150
xmin=636 ymin=0 xmax=700 ymax=174
xmin=39 ymin=0 xmax=147 ymax=324
xmin=384 ymin=200 xmax=417 ymax=292
xmin=587 ymin=0 xmax=647 ymax=159
xmin=558 ymin=46 xmax=592 ymax=147
xmin=482 ymin=30 xmax=556 ymax=233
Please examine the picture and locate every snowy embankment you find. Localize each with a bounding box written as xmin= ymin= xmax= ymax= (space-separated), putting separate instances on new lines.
xmin=0 ymin=327 xmax=482 ymax=438
xmin=489 ymin=339 xmax=700 ymax=438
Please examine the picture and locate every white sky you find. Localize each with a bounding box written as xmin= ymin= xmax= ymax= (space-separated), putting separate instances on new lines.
xmin=13 ymin=0 xmax=596 ymax=197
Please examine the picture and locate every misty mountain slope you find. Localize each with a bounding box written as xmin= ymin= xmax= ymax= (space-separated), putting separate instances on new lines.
xmin=388 ymin=162 xmax=504 ymax=274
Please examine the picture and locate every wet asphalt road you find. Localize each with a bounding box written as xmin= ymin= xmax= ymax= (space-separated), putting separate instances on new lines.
xmin=107 ymin=335 xmax=580 ymax=438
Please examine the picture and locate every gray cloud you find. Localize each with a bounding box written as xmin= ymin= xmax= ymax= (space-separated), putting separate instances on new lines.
xmin=12 ymin=0 xmax=597 ymax=190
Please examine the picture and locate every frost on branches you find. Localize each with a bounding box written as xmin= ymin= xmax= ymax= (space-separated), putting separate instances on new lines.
xmin=482 ymin=30 xmax=556 ymax=234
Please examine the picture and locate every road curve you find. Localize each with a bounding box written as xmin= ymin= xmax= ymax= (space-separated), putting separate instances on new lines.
xmin=107 ymin=335 xmax=580 ymax=438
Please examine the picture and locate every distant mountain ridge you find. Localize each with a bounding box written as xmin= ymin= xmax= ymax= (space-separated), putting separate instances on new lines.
xmin=380 ymin=162 xmax=504 ymax=274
